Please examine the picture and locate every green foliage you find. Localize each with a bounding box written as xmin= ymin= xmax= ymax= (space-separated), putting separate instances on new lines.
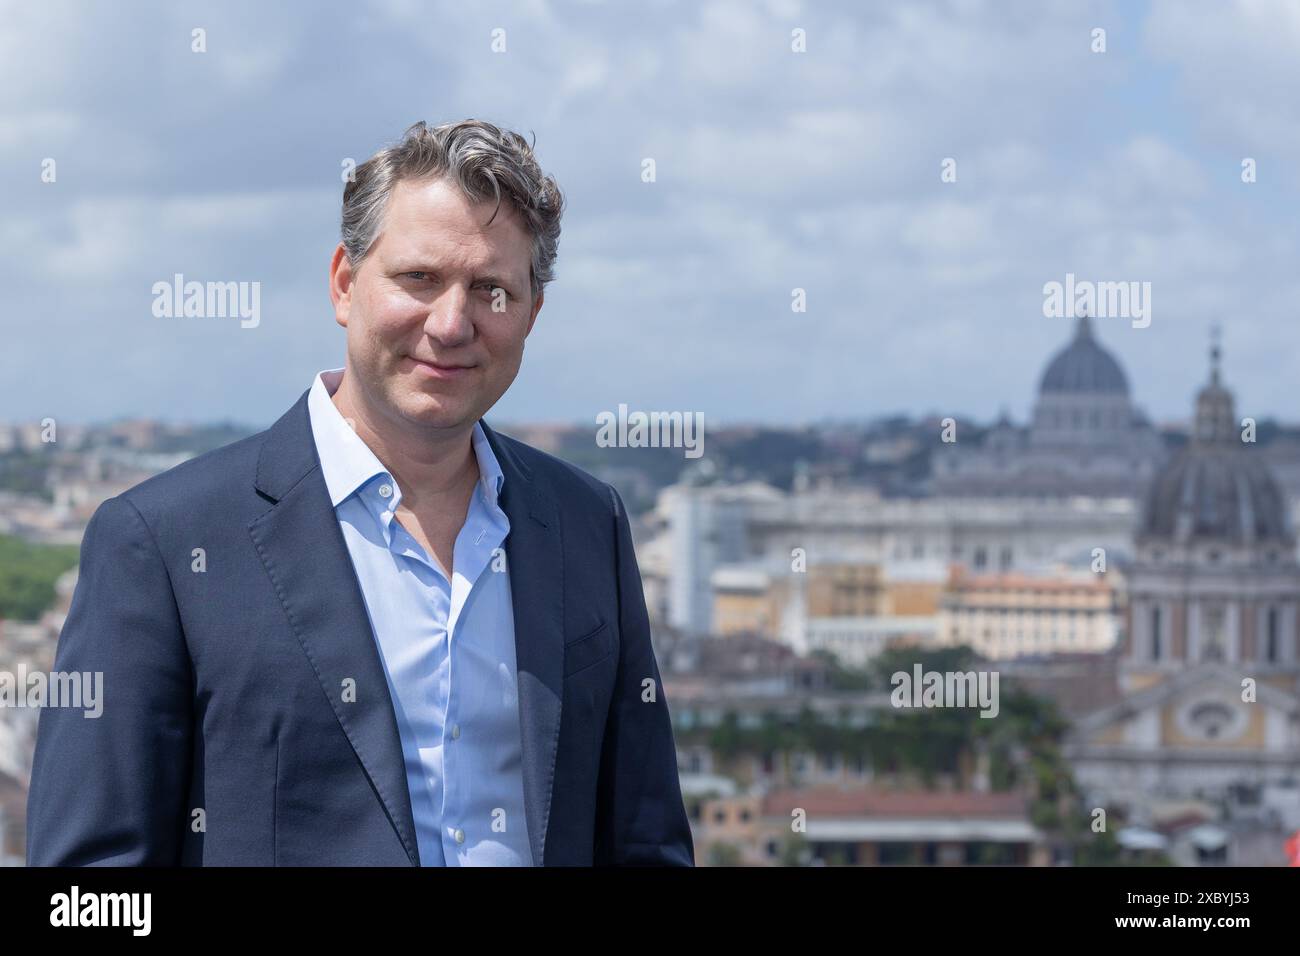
xmin=680 ymin=645 xmax=1099 ymax=849
xmin=1072 ymin=823 xmax=1124 ymax=866
xmin=0 ymin=533 xmax=79 ymax=621
xmin=778 ymin=832 xmax=809 ymax=867
xmin=709 ymin=711 xmax=744 ymax=760
xmin=816 ymin=649 xmax=874 ymax=691
xmin=0 ymin=450 xmax=55 ymax=499
xmin=706 ymin=842 xmax=743 ymax=867
xmin=870 ymin=644 xmax=979 ymax=689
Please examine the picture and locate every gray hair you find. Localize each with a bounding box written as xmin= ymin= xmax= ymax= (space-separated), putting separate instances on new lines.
xmin=341 ymin=119 xmax=565 ymax=300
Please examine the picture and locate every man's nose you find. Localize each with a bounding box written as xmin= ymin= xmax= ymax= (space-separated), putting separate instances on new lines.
xmin=423 ymin=285 xmax=475 ymax=344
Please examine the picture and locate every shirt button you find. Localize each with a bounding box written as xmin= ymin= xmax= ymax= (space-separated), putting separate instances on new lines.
xmin=378 ymin=483 xmax=393 ymax=498
xmin=451 ymin=724 xmax=461 ymax=739
xmin=454 ymin=828 xmax=465 ymax=845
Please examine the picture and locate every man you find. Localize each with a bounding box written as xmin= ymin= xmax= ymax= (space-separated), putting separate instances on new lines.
xmin=26 ymin=119 xmax=694 ymax=867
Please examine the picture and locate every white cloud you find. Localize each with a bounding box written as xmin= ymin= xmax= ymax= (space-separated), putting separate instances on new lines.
xmin=1145 ymin=0 xmax=1300 ymax=156
xmin=2 ymin=0 xmax=1298 ymax=428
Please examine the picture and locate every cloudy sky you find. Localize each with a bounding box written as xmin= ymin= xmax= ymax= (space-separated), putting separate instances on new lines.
xmin=4 ymin=0 xmax=1299 ymax=429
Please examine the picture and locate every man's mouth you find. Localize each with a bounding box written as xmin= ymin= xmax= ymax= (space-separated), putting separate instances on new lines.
xmin=406 ymin=355 xmax=477 ymax=378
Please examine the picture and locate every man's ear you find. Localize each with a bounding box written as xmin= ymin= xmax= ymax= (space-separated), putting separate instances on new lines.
xmin=525 ymin=288 xmax=544 ymax=336
xmin=329 ymin=244 xmax=354 ymax=328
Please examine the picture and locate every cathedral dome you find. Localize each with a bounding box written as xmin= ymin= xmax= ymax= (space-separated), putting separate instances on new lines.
xmin=1140 ymin=446 xmax=1291 ymax=545
xmin=1139 ymin=341 xmax=1292 ymax=547
xmin=1039 ymin=316 xmax=1129 ymax=396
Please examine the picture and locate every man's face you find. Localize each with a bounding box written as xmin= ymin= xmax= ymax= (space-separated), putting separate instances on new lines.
xmin=330 ymin=176 xmax=543 ymax=433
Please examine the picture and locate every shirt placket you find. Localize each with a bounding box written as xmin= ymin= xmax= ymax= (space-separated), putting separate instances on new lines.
xmin=374 ymin=474 xmax=453 ymax=864
xmin=440 ymin=482 xmax=509 ymax=861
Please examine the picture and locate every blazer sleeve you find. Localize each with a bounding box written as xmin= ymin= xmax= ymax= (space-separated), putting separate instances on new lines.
xmin=593 ymin=484 xmax=695 ymax=866
xmin=26 ymin=494 xmax=193 ymax=865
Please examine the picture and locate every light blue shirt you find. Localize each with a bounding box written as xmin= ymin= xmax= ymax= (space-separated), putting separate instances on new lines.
xmin=306 ymin=368 xmax=532 ymax=866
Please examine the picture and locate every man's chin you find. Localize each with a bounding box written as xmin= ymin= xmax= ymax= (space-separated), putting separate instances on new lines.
xmin=391 ymin=394 xmax=479 ymax=431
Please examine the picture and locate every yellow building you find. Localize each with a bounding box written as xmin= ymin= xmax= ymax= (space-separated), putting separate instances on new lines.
xmin=938 ymin=566 xmax=1121 ymax=660
xmin=712 ymin=561 xmax=943 ymax=640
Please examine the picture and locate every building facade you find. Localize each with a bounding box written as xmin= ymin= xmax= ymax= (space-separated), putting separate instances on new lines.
xmin=1069 ymin=345 xmax=1300 ymax=812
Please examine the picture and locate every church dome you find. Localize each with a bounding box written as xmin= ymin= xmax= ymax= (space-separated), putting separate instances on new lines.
xmin=1039 ymin=316 xmax=1129 ymax=396
xmin=1139 ymin=340 xmax=1292 ymax=547
xmin=1140 ymin=446 xmax=1291 ymax=545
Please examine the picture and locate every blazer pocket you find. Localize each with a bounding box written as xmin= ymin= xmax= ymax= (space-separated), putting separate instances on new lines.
xmin=564 ymin=621 xmax=615 ymax=677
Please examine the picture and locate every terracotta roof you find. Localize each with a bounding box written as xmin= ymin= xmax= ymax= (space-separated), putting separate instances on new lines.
xmin=761 ymin=786 xmax=1028 ymax=819
xmin=949 ymin=571 xmax=1111 ymax=594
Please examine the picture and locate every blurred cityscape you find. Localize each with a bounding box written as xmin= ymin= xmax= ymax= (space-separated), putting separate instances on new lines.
xmin=3 ymin=317 xmax=1300 ymax=865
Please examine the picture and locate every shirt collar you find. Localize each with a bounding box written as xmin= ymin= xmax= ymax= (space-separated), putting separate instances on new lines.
xmin=306 ymin=367 xmax=505 ymax=510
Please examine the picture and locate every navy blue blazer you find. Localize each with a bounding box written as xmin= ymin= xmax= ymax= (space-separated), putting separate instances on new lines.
xmin=26 ymin=390 xmax=694 ymax=866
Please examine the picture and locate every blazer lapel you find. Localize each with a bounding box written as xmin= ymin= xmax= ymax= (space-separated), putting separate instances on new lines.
xmin=480 ymin=419 xmax=566 ymax=867
xmin=247 ymin=391 xmax=420 ymax=865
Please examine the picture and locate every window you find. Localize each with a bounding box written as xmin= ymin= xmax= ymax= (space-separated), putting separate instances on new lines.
xmin=879 ymin=843 xmax=913 ymax=865
xmin=1202 ymin=606 xmax=1227 ymax=661
xmin=1266 ymin=606 xmax=1280 ymax=664
xmin=1151 ymin=605 xmax=1163 ymax=661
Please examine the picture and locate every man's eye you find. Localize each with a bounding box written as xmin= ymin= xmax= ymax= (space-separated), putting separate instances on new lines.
xmin=403 ymin=271 xmax=430 ymax=280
